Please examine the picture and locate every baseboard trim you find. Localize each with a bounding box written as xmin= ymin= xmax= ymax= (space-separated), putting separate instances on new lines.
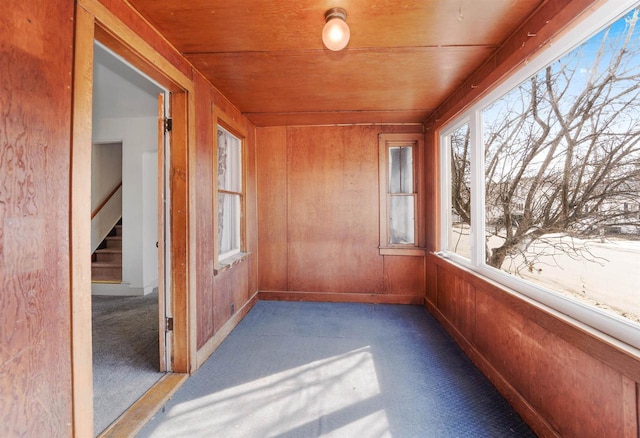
xmin=259 ymin=290 xmax=424 ymax=305
xmin=97 ymin=372 xmax=188 ymax=438
xmin=424 ymin=299 xmax=560 ymax=438
xmin=195 ymin=292 xmax=259 ymax=368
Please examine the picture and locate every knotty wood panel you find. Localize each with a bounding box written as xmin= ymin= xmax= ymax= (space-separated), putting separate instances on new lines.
xmin=256 ymin=127 xmax=288 ymax=291
xmin=0 ymin=1 xmax=75 ymax=436
xmin=287 ymin=126 xmax=384 ymax=293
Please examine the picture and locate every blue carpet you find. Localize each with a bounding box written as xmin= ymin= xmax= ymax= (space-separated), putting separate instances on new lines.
xmin=138 ymin=301 xmax=535 ymax=437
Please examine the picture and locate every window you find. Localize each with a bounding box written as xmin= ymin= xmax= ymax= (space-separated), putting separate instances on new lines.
xmin=442 ymin=123 xmax=472 ymax=260
xmin=440 ymin=0 xmax=640 ymax=349
xmin=379 ymin=133 xmax=425 ymax=255
xmin=216 ymin=123 xmax=245 ymax=265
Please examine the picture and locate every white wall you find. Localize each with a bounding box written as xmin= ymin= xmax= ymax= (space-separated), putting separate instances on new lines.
xmin=91 ymin=142 xmax=122 ymax=211
xmin=91 ymin=142 xmax=122 ymax=252
xmin=92 ymin=116 xmax=158 ymax=294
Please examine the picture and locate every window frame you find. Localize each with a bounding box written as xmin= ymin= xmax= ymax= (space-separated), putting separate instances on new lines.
xmin=214 ymin=108 xmax=248 ymax=272
xmin=379 ymin=133 xmax=426 ymax=256
xmin=438 ymin=0 xmax=640 ymax=350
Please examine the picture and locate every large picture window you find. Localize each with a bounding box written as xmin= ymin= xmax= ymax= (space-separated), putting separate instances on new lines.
xmin=217 ymin=125 xmax=243 ymax=262
xmin=440 ymin=1 xmax=640 ymax=349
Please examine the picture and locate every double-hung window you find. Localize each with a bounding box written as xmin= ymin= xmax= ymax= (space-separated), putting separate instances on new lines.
xmin=216 ymin=124 xmax=244 ymax=264
xmin=439 ymin=0 xmax=640 ymax=349
xmin=379 ymin=133 xmax=425 ymax=255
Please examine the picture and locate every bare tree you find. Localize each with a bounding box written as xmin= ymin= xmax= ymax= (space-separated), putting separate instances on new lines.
xmin=454 ymin=8 xmax=640 ymax=272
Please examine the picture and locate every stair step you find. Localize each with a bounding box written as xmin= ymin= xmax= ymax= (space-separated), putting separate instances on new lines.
xmin=94 ymin=248 xmax=121 ymax=253
xmin=92 ymin=220 xmax=122 ymax=282
xmin=94 ymin=248 xmax=122 ymax=264
xmin=105 ymin=236 xmax=122 ymax=249
xmin=91 ymin=262 xmax=122 ymax=282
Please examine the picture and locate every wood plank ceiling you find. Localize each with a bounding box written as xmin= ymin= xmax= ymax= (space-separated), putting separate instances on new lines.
xmin=127 ymin=0 xmax=544 ymax=126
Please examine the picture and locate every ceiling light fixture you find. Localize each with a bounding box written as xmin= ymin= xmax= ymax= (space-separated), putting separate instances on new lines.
xmin=322 ymin=7 xmax=350 ymax=51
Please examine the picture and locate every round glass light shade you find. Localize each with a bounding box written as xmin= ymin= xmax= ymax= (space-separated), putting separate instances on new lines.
xmin=322 ymin=16 xmax=350 ymax=51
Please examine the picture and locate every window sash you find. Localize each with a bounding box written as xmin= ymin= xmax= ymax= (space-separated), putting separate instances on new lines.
xmin=216 ymin=123 xmax=244 ymax=263
xmin=384 ymin=141 xmax=418 ymax=247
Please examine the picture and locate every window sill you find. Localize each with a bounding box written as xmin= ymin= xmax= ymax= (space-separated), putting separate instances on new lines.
xmin=215 ymin=252 xmax=251 ymax=275
xmin=379 ymin=247 xmax=426 ymax=256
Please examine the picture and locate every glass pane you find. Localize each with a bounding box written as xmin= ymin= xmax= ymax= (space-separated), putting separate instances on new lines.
xmin=388 ymin=147 xmax=401 ymax=193
xmin=481 ymin=8 xmax=640 ymax=324
xmin=401 ymin=147 xmax=413 ymax=193
xmin=218 ymin=193 xmax=240 ymax=258
xmin=448 ymin=124 xmax=471 ymax=259
xmin=218 ymin=126 xmax=242 ymax=192
xmin=389 ymin=195 xmax=415 ymax=245
xmin=389 ymin=146 xmax=414 ymax=194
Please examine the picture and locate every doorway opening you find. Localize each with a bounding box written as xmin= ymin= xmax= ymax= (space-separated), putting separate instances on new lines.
xmin=72 ymin=7 xmax=194 ymax=436
xmin=90 ymin=41 xmax=168 ymax=435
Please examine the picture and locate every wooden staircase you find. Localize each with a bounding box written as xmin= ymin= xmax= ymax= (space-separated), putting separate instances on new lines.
xmin=91 ymin=222 xmax=122 ymax=282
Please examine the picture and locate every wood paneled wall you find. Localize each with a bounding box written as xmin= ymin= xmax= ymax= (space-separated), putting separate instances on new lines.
xmin=1 ymin=0 xmax=258 ymax=434
xmin=426 ymin=255 xmax=640 ymax=437
xmin=257 ymin=125 xmax=425 ymax=303
xmin=0 ymin=1 xmax=75 ymax=436
xmin=194 ymin=68 xmax=258 ymax=351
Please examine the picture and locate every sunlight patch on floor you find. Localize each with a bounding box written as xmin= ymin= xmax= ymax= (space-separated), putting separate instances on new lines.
xmin=152 ymin=346 xmax=388 ymax=437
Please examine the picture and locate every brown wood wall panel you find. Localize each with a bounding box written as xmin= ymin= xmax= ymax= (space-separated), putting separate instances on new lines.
xmin=383 ymin=256 xmax=425 ymax=296
xmin=256 ymin=127 xmax=288 ymax=291
xmin=257 ymin=124 xmax=425 ymax=298
xmin=194 ymin=69 xmax=259 ymax=350
xmin=0 ymin=1 xmax=74 ymax=436
xmin=194 ymin=72 xmax=215 ymax=348
xmin=213 ymin=261 xmax=250 ymax=333
xmin=474 ymin=286 xmax=536 ymax=404
xmin=436 ymin=267 xmax=475 ymax=341
xmin=528 ymin=333 xmax=626 ymax=437
xmin=428 ymin=255 xmax=640 ymax=438
xmin=286 ymin=126 xmax=384 ymax=293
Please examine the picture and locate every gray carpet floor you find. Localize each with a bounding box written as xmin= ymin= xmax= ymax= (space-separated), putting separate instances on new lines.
xmin=92 ymin=291 xmax=164 ymax=435
xmin=138 ymin=301 xmax=535 ymax=438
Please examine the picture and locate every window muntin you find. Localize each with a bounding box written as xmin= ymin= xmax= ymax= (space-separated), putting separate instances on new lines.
xmin=439 ymin=1 xmax=640 ymax=349
xmin=217 ymin=125 xmax=243 ymax=261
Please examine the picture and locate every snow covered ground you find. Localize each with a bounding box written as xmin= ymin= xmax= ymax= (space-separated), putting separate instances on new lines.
xmin=450 ymin=225 xmax=640 ymax=323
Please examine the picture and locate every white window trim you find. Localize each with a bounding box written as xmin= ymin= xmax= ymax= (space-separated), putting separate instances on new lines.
xmin=438 ymin=0 xmax=640 ymax=350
